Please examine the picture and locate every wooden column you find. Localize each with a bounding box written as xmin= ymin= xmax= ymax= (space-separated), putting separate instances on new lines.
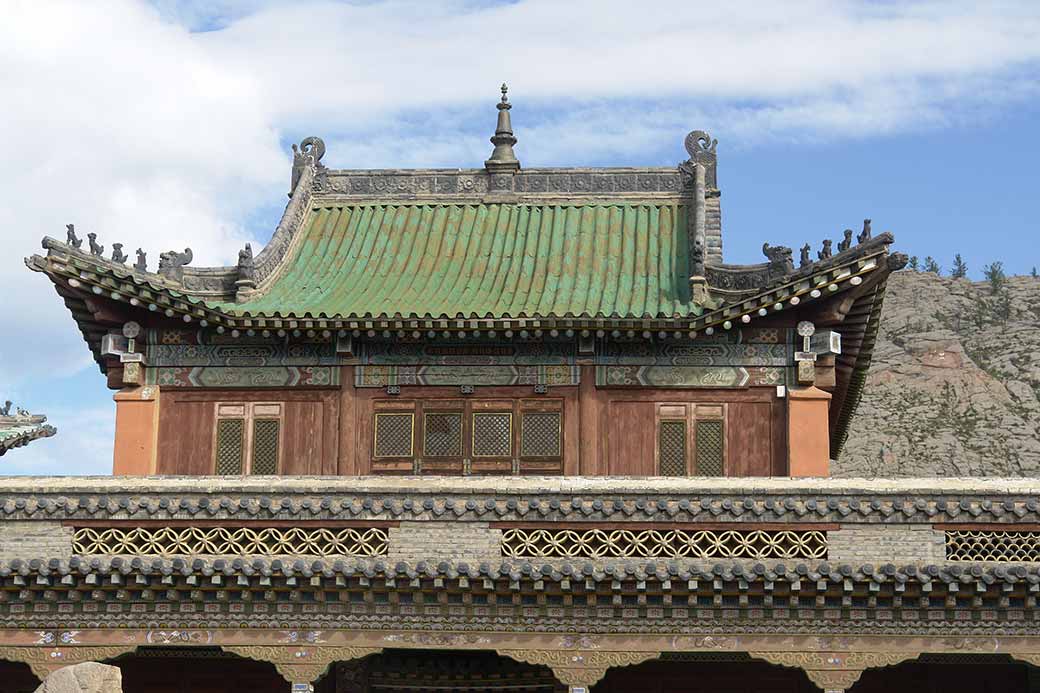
xmin=786 ymin=386 xmax=831 ymax=477
xmin=338 ymin=366 xmax=358 ymax=475
xmin=577 ymin=365 xmax=601 ymax=475
xmin=112 ymin=386 xmax=160 ymax=475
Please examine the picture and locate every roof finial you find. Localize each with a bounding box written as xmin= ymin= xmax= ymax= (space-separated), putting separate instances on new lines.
xmin=485 ymin=82 xmax=520 ymax=172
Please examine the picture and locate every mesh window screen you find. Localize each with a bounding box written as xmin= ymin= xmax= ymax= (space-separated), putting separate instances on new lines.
xmin=251 ymin=419 xmax=280 ymax=474
xmin=423 ymin=412 xmax=463 ymax=457
xmin=658 ymin=420 xmax=687 ymax=476
xmin=521 ymin=411 xmax=561 ymax=457
xmin=215 ymin=419 xmax=245 ymax=475
xmin=695 ymin=419 xmax=725 ymax=476
xmin=473 ymin=413 xmax=512 ymax=457
xmin=374 ymin=413 xmax=414 ymax=457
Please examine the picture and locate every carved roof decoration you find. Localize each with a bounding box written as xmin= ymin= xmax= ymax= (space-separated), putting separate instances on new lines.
xmin=2 ymin=556 xmax=1036 ymax=588
xmin=0 ymin=476 xmax=1036 ymax=523
xmin=0 ymin=403 xmax=56 ymax=457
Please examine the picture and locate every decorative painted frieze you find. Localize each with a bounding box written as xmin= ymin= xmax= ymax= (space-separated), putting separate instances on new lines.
xmin=595 ymin=365 xmax=788 ymax=387
xmin=355 ymin=364 xmax=579 ymax=388
xmin=149 ymin=365 xmax=339 ymax=388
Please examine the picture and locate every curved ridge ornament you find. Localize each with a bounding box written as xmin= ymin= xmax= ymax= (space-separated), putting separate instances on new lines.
xmin=291 ymin=136 xmax=327 ymax=194
xmin=298 ymin=136 xmax=326 ymax=164
xmin=684 ymin=130 xmax=717 ymax=157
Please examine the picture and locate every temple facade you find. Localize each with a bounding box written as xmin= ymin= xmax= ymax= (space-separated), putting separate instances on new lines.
xmin=4 ymin=89 xmax=1039 ymax=692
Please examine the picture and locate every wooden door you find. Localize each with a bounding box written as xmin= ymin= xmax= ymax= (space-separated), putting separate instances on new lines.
xmin=726 ymin=401 xmax=773 ymax=477
xmin=606 ymin=400 xmax=656 ymax=475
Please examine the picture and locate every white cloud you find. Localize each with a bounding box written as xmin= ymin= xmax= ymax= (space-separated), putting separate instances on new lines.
xmin=0 ymin=0 xmax=1038 ymax=454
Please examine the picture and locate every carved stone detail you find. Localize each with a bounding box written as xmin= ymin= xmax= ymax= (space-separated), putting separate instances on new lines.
xmin=110 ymin=244 xmax=127 ymax=264
xmin=292 ymin=137 xmax=326 ymax=194
xmin=837 ymin=229 xmax=853 ymax=253
xmin=762 ymin=243 xmax=794 ymax=275
xmin=497 ymin=649 xmax=659 ymax=687
xmin=157 ymin=248 xmax=193 ymax=283
xmin=818 ymin=239 xmax=832 ymax=260
xmin=66 ymin=224 xmax=82 ymax=249
xmin=87 ymin=233 xmax=103 ymax=258
xmin=222 ymin=646 xmax=381 ymax=684
xmin=34 ymin=662 xmax=122 ymax=693
xmin=680 ymin=130 xmax=718 ymax=189
xmin=858 ymin=219 xmax=872 ymax=243
xmin=234 ymin=243 xmax=257 ymax=301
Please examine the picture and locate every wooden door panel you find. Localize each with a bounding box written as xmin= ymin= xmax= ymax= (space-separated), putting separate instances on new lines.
xmin=726 ymin=401 xmax=772 ymax=476
xmin=281 ymin=400 xmax=324 ymax=475
xmin=606 ymin=401 xmax=656 ymax=475
xmin=157 ymin=399 xmax=215 ymax=475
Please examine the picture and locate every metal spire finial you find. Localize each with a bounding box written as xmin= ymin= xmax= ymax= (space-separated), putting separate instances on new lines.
xmin=486 ymin=82 xmax=519 ymax=171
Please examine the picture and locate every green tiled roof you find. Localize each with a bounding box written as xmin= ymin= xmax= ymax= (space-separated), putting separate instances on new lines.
xmin=226 ymin=203 xmax=700 ymax=319
xmin=0 ymin=419 xmax=56 ymax=456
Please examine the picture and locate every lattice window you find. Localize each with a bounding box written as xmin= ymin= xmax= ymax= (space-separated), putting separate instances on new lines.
xmin=251 ymin=419 xmax=280 ymax=474
xmin=658 ymin=420 xmax=687 ymax=476
xmin=374 ymin=413 xmax=414 ymax=457
xmin=946 ymin=530 xmax=1040 ymax=562
xmin=423 ymin=412 xmax=463 ymax=457
xmin=215 ymin=419 xmax=244 ymax=475
xmin=213 ymin=403 xmax=282 ymax=475
xmin=473 ymin=412 xmax=512 ymax=457
xmin=73 ymin=526 xmax=389 ymax=557
xmin=501 ymin=528 xmax=827 ymax=559
xmin=521 ymin=411 xmax=561 ymax=457
xmin=695 ymin=419 xmax=724 ymax=476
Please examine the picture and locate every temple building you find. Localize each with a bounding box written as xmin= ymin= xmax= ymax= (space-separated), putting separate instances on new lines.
xmin=3 ymin=88 xmax=1039 ymax=692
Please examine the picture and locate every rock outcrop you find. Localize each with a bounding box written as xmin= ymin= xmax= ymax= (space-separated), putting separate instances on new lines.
xmin=34 ymin=662 xmax=122 ymax=693
xmin=837 ymin=270 xmax=1040 ymax=476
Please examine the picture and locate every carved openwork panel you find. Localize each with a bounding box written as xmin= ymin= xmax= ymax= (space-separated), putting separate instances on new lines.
xmin=520 ymin=411 xmax=562 ymax=458
xmin=72 ymin=526 xmax=389 ymax=557
xmin=473 ymin=412 xmax=513 ymax=457
xmin=657 ymin=420 xmax=687 ymax=476
xmin=215 ymin=418 xmax=245 ymax=474
xmin=373 ymin=413 xmax=415 ymax=458
xmin=695 ymin=419 xmax=724 ymax=476
xmin=500 ymin=527 xmax=827 ymax=559
xmin=423 ymin=412 xmax=464 ymax=457
xmin=251 ymin=419 xmax=280 ymax=475
xmin=946 ymin=530 xmax=1040 ymax=562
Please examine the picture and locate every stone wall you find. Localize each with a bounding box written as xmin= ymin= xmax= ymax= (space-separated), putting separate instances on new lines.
xmin=0 ymin=521 xmax=74 ymax=560
xmin=828 ymin=524 xmax=945 ymax=565
xmin=388 ymin=522 xmax=502 ymax=564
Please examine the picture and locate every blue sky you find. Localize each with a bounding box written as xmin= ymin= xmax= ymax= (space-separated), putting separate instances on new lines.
xmin=2 ymin=0 xmax=1039 ymax=473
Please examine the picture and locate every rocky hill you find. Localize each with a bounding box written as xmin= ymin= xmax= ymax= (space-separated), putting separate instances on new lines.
xmin=836 ymin=270 xmax=1040 ymax=477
